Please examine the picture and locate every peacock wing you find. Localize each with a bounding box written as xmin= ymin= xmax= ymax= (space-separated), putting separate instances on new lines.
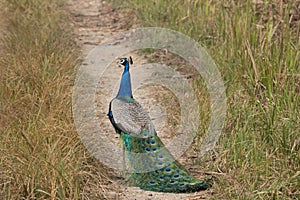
xmin=110 ymin=97 xmax=155 ymax=135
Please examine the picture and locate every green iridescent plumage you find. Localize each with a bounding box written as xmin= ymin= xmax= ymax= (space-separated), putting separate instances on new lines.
xmin=108 ymin=57 xmax=211 ymax=193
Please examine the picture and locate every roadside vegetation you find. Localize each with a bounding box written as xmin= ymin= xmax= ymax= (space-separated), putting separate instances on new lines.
xmin=115 ymin=0 xmax=300 ymax=199
xmin=0 ymin=0 xmax=110 ymax=199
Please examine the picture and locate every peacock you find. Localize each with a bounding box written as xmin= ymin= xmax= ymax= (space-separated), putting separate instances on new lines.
xmin=108 ymin=56 xmax=211 ymax=193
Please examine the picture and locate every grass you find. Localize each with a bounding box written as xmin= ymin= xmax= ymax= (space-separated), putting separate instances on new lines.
xmin=0 ymin=0 xmax=110 ymax=199
xmin=112 ymin=0 xmax=299 ymax=199
xmin=0 ymin=0 xmax=298 ymax=199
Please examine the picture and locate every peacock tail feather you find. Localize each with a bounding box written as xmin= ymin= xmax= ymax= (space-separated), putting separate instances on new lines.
xmin=120 ymin=131 xmax=211 ymax=193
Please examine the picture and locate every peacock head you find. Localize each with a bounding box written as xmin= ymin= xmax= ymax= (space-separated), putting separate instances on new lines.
xmin=118 ymin=56 xmax=133 ymax=68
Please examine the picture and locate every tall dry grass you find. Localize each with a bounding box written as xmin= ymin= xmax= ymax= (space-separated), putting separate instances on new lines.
xmin=113 ymin=0 xmax=300 ymax=199
xmin=0 ymin=0 xmax=110 ymax=199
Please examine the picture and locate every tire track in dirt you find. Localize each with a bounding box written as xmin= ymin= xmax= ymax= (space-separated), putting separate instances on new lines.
xmin=66 ymin=1 xmax=212 ymax=199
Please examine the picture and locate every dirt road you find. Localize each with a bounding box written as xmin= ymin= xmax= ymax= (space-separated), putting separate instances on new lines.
xmin=66 ymin=0 xmax=212 ymax=199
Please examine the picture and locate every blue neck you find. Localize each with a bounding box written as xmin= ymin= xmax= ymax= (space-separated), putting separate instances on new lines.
xmin=116 ymin=63 xmax=133 ymax=98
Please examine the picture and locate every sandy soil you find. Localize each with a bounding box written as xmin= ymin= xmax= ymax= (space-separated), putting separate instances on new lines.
xmin=66 ymin=0 xmax=213 ymax=199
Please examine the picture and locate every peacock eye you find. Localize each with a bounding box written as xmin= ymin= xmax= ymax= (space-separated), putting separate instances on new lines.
xmin=119 ymin=58 xmax=126 ymax=65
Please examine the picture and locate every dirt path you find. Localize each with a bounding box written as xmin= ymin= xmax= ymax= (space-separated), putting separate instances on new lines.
xmin=66 ymin=1 xmax=212 ymax=199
